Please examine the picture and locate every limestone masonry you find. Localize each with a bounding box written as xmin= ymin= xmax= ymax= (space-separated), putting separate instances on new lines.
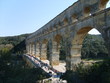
xmin=26 ymin=0 xmax=110 ymax=70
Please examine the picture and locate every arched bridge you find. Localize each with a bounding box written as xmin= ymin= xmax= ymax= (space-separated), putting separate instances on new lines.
xmin=26 ymin=0 xmax=110 ymax=70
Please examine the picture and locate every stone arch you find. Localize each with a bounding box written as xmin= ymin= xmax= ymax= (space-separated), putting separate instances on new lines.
xmin=63 ymin=17 xmax=68 ymax=26
xmin=49 ymin=34 xmax=63 ymax=66
xmin=71 ymin=26 xmax=105 ymax=57
xmin=99 ymin=0 xmax=109 ymax=10
xmin=53 ymin=34 xmax=63 ymax=56
xmin=72 ymin=27 xmax=93 ymax=45
xmin=84 ymin=6 xmax=91 ymax=17
xmin=47 ymin=28 xmax=50 ymax=33
xmin=71 ymin=13 xmax=78 ymax=23
xmin=58 ymin=21 xmax=62 ymax=28
xmin=66 ymin=26 xmax=107 ymax=70
xmin=48 ymin=26 xmax=52 ymax=32
xmin=53 ymin=24 xmax=57 ymax=31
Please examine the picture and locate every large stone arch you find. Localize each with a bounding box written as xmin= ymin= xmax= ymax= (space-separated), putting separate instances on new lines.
xmin=72 ymin=27 xmax=93 ymax=45
xmin=49 ymin=34 xmax=63 ymax=66
xmin=66 ymin=23 xmax=110 ymax=70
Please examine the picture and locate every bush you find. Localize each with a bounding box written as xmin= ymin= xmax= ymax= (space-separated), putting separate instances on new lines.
xmin=0 ymin=48 xmax=50 ymax=83
xmin=61 ymin=59 xmax=110 ymax=83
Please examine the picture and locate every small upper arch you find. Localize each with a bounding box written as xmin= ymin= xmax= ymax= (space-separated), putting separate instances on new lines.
xmin=99 ymin=0 xmax=109 ymax=10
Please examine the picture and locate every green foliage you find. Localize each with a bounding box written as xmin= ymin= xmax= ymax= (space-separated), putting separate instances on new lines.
xmin=81 ymin=34 xmax=108 ymax=59
xmin=0 ymin=34 xmax=29 ymax=46
xmin=0 ymin=34 xmax=30 ymax=54
xmin=61 ymin=59 xmax=110 ymax=83
xmin=59 ymin=34 xmax=108 ymax=60
xmin=11 ymin=40 xmax=26 ymax=54
xmin=0 ymin=48 xmax=49 ymax=83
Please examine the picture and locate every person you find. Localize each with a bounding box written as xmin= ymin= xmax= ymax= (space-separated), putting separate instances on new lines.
xmin=49 ymin=71 xmax=52 ymax=77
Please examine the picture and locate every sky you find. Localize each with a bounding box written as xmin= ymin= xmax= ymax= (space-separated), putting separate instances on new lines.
xmin=0 ymin=0 xmax=110 ymax=37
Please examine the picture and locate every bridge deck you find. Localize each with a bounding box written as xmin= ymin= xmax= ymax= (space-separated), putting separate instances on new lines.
xmin=23 ymin=54 xmax=65 ymax=76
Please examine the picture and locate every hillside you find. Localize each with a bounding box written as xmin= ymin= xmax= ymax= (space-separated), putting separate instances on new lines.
xmin=0 ymin=34 xmax=30 ymax=53
xmin=0 ymin=34 xmax=30 ymax=46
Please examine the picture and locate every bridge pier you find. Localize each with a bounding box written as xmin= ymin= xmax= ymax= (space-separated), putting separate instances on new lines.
xmin=49 ymin=41 xmax=60 ymax=66
xmin=66 ymin=44 xmax=81 ymax=70
xmin=25 ymin=0 xmax=110 ymax=71
xmin=108 ymin=41 xmax=110 ymax=56
xmin=31 ymin=43 xmax=34 ymax=56
xmin=106 ymin=39 xmax=110 ymax=57
xmin=30 ymin=44 xmax=33 ymax=56
xmin=35 ymin=43 xmax=40 ymax=57
xmin=40 ymin=44 xmax=47 ymax=60
xmin=29 ymin=44 xmax=31 ymax=55
xmin=103 ymin=27 xmax=110 ymax=57
xmin=66 ymin=56 xmax=81 ymax=71
xmin=50 ymin=52 xmax=59 ymax=66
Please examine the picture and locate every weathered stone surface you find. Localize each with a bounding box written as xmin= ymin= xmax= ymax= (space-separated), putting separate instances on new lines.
xmin=66 ymin=56 xmax=81 ymax=71
xmin=26 ymin=0 xmax=110 ymax=70
xmin=49 ymin=53 xmax=59 ymax=66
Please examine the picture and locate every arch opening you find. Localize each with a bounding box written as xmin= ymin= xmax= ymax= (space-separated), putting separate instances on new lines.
xmin=66 ymin=27 xmax=109 ymax=70
xmin=71 ymin=27 xmax=108 ymax=60
xmin=53 ymin=34 xmax=66 ymax=64
xmin=45 ymin=34 xmax=66 ymax=67
xmin=84 ymin=6 xmax=91 ymax=17
xmin=71 ymin=14 xmax=78 ymax=23
xmin=100 ymin=0 xmax=109 ymax=10
xmin=106 ymin=0 xmax=110 ymax=8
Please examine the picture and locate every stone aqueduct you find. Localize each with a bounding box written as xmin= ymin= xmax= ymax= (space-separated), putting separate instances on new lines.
xmin=26 ymin=0 xmax=110 ymax=70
